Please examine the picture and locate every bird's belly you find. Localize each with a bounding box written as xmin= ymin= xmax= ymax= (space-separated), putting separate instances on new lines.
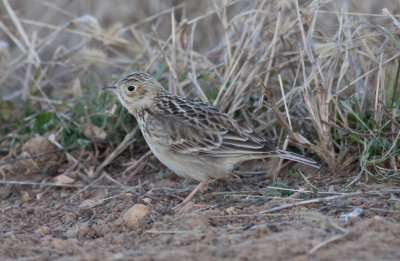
xmin=141 ymin=132 xmax=227 ymax=181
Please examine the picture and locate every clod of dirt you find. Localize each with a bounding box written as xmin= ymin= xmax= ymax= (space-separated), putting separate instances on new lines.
xmin=80 ymin=123 xmax=107 ymax=141
xmin=35 ymin=225 xmax=50 ymax=235
xmin=21 ymin=191 xmax=30 ymax=202
xmin=52 ymin=238 xmax=70 ymax=251
xmin=21 ymin=136 xmax=57 ymax=155
xmin=143 ymin=198 xmax=152 ymax=204
xmin=79 ymin=199 xmax=99 ymax=209
xmin=178 ymin=213 xmax=209 ymax=230
xmin=225 ymin=206 xmax=236 ymax=215
xmin=351 ymin=199 xmax=363 ymax=206
xmin=15 ymin=135 xmax=60 ymax=176
xmin=253 ymin=226 xmax=270 ymax=239
xmin=395 ymin=201 xmax=400 ymax=210
xmin=62 ymin=212 xmax=78 ymax=224
xmin=174 ymin=201 xmax=201 ymax=214
xmin=122 ymin=204 xmax=150 ymax=230
xmin=40 ymin=236 xmax=53 ymax=247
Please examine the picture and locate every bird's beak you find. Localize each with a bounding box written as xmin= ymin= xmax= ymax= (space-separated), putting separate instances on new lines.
xmin=102 ymin=86 xmax=117 ymax=90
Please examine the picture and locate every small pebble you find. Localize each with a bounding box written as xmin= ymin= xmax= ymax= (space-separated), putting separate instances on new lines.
xmin=21 ymin=191 xmax=30 ymax=202
xmin=123 ymin=204 xmax=150 ymax=230
xmin=62 ymin=212 xmax=78 ymax=224
xmin=225 ymin=206 xmax=236 ymax=215
xmin=143 ymin=198 xmax=152 ymax=204
xmin=351 ymin=199 xmax=363 ymax=206
xmin=52 ymin=238 xmax=69 ymax=251
xmin=35 ymin=225 xmax=50 ymax=235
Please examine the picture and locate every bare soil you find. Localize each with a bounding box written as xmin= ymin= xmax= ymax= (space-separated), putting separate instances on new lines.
xmin=1 ymin=165 xmax=400 ymax=261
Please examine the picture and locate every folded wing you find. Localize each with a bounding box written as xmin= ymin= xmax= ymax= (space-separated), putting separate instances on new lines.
xmin=149 ymin=96 xmax=276 ymax=156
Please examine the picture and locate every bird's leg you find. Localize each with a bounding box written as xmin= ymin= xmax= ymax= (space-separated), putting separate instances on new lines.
xmin=172 ymin=179 xmax=209 ymax=210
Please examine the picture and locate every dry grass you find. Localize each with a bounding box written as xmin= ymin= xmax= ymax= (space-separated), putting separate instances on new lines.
xmin=0 ymin=0 xmax=399 ymax=189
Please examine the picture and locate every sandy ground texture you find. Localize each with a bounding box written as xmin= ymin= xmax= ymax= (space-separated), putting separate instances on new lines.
xmin=1 ymin=168 xmax=400 ymax=261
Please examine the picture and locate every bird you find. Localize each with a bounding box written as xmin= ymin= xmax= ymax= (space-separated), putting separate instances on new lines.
xmin=103 ymin=72 xmax=319 ymax=209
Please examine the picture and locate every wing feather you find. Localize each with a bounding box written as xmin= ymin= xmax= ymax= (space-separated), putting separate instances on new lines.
xmin=148 ymin=95 xmax=276 ymax=156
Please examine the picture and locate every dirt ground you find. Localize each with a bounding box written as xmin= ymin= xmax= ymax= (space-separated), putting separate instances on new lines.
xmin=1 ymin=164 xmax=399 ymax=261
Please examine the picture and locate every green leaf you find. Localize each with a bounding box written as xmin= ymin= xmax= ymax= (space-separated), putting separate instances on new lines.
xmin=350 ymin=135 xmax=364 ymax=145
xmin=386 ymin=59 xmax=400 ymax=108
xmin=36 ymin=112 xmax=52 ymax=125
xmin=34 ymin=111 xmax=56 ymax=134
xmin=312 ymin=187 xmax=318 ymax=197
xmin=382 ymin=27 xmax=400 ymax=50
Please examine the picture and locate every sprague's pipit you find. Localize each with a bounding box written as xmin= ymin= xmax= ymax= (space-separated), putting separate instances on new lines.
xmin=104 ymin=72 xmax=319 ymax=209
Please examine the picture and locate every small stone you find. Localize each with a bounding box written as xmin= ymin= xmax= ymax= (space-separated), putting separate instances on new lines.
xmin=54 ymin=174 xmax=75 ymax=185
xmin=35 ymin=225 xmax=50 ymax=235
xmin=21 ymin=191 xmax=30 ymax=202
xmin=143 ymin=198 xmax=152 ymax=204
xmin=122 ymin=204 xmax=150 ymax=230
xmin=394 ymin=200 xmax=400 ymax=210
xmin=80 ymin=123 xmax=107 ymax=141
xmin=181 ymin=213 xmax=209 ymax=230
xmin=175 ymin=201 xmax=195 ymax=214
xmin=225 ymin=206 xmax=236 ymax=215
xmin=62 ymin=212 xmax=78 ymax=224
xmin=21 ymin=136 xmax=56 ymax=155
xmin=254 ymin=226 xmax=269 ymax=239
xmin=52 ymin=238 xmax=69 ymax=251
xmin=351 ymin=198 xmax=363 ymax=206
xmin=40 ymin=236 xmax=52 ymax=247
xmin=79 ymin=199 xmax=98 ymax=209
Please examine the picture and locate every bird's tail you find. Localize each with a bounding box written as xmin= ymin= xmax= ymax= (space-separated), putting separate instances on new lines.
xmin=275 ymin=150 xmax=320 ymax=169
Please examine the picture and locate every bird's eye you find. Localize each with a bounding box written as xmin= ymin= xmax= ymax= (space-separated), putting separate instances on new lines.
xmin=127 ymin=85 xmax=136 ymax=92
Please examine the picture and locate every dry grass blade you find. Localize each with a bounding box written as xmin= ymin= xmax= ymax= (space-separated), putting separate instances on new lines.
xmin=307 ymin=233 xmax=352 ymax=256
xmin=259 ymin=192 xmax=362 ymax=214
xmin=94 ymin=127 xmax=138 ymax=177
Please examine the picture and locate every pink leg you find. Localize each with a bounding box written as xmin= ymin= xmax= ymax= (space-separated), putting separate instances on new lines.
xmin=172 ymin=180 xmax=209 ymax=210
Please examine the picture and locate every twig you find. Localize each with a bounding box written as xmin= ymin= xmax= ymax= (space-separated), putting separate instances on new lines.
xmin=265 ymin=186 xmax=338 ymax=194
xmin=209 ymin=213 xmax=287 ymax=218
xmin=2 ymin=0 xmax=40 ymax=62
xmin=124 ymin=3 xmax=186 ymax=30
xmin=0 ymin=180 xmax=140 ymax=190
xmin=188 ymin=21 xmax=209 ymax=103
xmin=144 ymin=230 xmax=192 ymax=234
xmin=0 ymin=147 xmax=70 ymax=167
xmin=298 ymin=169 xmax=319 ymax=191
xmin=123 ymin=150 xmax=153 ymax=177
xmin=307 ymin=232 xmax=351 ymax=256
xmin=151 ymin=26 xmax=179 ymax=95
xmin=94 ymin=127 xmax=138 ymax=177
xmin=259 ymin=192 xmax=362 ymax=214
xmin=256 ymin=76 xmax=295 ymax=139
xmin=69 ymin=173 xmax=106 ymax=200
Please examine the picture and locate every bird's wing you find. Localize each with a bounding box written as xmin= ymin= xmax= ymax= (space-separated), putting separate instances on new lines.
xmin=148 ymin=96 xmax=276 ymax=156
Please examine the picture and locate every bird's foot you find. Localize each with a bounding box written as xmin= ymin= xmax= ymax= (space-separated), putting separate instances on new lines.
xmin=172 ymin=180 xmax=209 ymax=212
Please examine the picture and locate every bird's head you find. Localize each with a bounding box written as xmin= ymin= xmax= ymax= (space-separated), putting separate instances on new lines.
xmin=103 ymin=72 xmax=164 ymax=115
